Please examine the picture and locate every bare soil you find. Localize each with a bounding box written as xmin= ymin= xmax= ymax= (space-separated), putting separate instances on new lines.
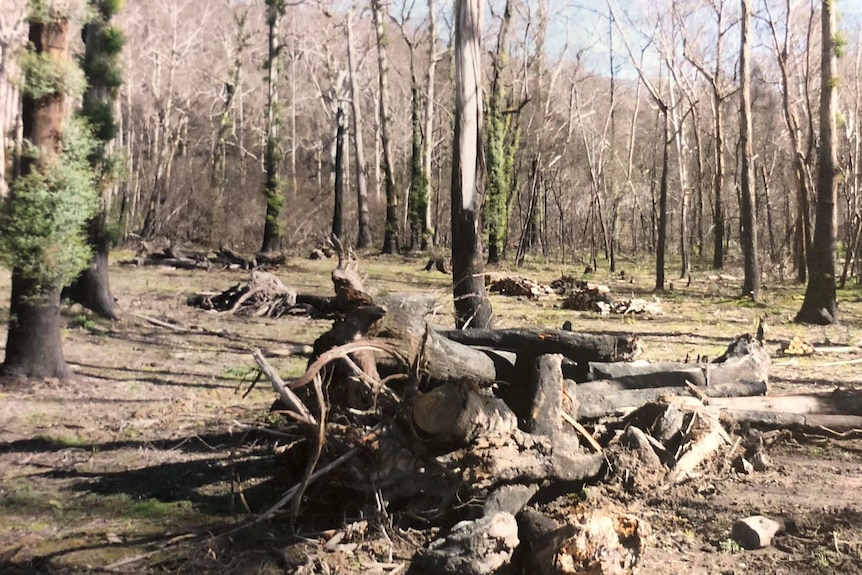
xmin=0 ymin=256 xmax=861 ymax=574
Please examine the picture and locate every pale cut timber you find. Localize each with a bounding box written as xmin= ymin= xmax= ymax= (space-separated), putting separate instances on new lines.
xmin=669 ymin=412 xmax=728 ymax=483
xmin=708 ymin=389 xmax=862 ymax=416
xmin=575 ymin=379 xmax=767 ymax=419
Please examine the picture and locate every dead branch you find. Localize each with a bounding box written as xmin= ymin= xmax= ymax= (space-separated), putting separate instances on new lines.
xmin=252 ymin=349 xmax=316 ymax=426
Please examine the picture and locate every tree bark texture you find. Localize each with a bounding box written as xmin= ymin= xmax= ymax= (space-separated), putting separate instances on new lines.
xmin=451 ymin=0 xmax=492 ymax=328
xmin=796 ymin=0 xmax=838 ymax=324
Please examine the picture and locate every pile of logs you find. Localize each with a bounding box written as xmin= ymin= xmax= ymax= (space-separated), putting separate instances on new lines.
xmin=187 ymin=271 xmax=298 ymax=317
xmin=120 ymin=238 xmax=285 ymax=270
xmin=486 ymin=276 xmax=558 ymax=298
xmin=240 ymin=256 xmax=811 ymax=573
xmin=560 ymin=281 xmax=613 ymax=311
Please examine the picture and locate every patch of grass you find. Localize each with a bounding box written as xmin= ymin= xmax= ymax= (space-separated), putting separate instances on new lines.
xmin=35 ymin=433 xmax=90 ymax=447
xmin=718 ymin=538 xmax=743 ymax=553
xmin=119 ymin=496 xmax=194 ymax=519
xmin=69 ymin=314 xmax=100 ymax=333
xmin=224 ymin=364 xmax=258 ymax=381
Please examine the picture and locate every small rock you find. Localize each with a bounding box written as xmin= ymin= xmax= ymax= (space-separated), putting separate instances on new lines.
xmin=621 ymin=426 xmax=662 ymax=469
xmin=414 ymin=512 xmax=519 ymax=575
xmin=732 ymin=515 xmax=783 ymax=549
xmin=733 ymin=456 xmax=754 ymax=475
xmin=752 ymin=451 xmax=771 ymax=472
xmin=484 ymin=483 xmax=540 ymax=516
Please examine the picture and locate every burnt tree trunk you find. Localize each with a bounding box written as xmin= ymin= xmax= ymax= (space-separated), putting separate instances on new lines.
xmin=796 ymin=0 xmax=838 ymax=324
xmin=331 ymin=103 xmax=346 ymax=242
xmin=738 ymin=0 xmax=761 ymax=301
xmin=4 ymin=276 xmax=69 ymax=379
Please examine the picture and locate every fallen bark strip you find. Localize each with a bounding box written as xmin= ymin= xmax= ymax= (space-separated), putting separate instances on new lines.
xmin=575 ymin=379 xmax=768 ymax=419
xmin=437 ymin=328 xmax=640 ymax=362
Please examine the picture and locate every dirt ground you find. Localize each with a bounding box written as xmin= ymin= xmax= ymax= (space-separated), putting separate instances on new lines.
xmin=0 ymin=255 xmax=861 ymax=574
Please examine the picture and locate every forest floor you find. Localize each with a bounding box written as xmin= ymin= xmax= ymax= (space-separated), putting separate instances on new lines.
xmin=0 ymin=254 xmax=861 ymax=574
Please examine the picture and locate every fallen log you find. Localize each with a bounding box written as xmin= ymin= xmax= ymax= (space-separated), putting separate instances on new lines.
xmin=527 ymin=354 xmax=566 ymax=436
xmin=575 ymin=379 xmax=768 ymax=419
xmin=437 ymin=328 xmax=640 ymax=363
xmin=707 ymin=389 xmax=862 ymax=415
xmin=718 ymin=411 xmax=862 ymax=435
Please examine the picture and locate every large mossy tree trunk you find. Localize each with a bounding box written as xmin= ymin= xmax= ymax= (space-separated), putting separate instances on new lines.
xmin=451 ymin=0 xmax=492 ymax=329
xmin=796 ymin=0 xmax=838 ymax=324
xmin=65 ymin=0 xmax=123 ymax=320
xmin=3 ymin=14 xmax=72 ymax=379
xmin=484 ymin=0 xmax=514 ymax=265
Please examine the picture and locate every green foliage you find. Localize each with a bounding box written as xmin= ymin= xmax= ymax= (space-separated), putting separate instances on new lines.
xmin=28 ymin=0 xmax=94 ymax=24
xmin=483 ymin=100 xmax=518 ymax=259
xmin=833 ymin=30 xmax=847 ymax=58
xmin=98 ymin=25 xmax=125 ymax=56
xmin=98 ymin=0 xmax=124 ymax=19
xmin=69 ymin=314 xmax=99 ymax=332
xmin=0 ymin=117 xmax=100 ymax=289
xmin=81 ymin=99 xmax=117 ymax=141
xmin=19 ymin=48 xmax=86 ymax=100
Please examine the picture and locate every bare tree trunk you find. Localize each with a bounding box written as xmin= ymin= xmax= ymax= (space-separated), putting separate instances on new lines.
xmin=422 ymin=0 xmax=438 ymax=250
xmin=332 ymin=103 xmax=347 ymax=242
xmin=346 ymin=10 xmax=373 ymax=248
xmin=668 ymin=80 xmax=690 ymax=278
xmin=765 ymin=0 xmax=813 ymax=282
xmin=0 ymin=5 xmax=25 ymax=199
xmin=261 ymin=0 xmax=285 ymax=253
xmin=796 ymin=0 xmax=838 ymax=324
xmin=656 ymin=108 xmax=670 ymax=292
xmin=371 ymin=0 xmax=399 ymax=254
xmin=713 ymin=89 xmax=726 ymax=269
xmin=739 ymin=0 xmax=760 ymax=301
xmin=451 ymin=0 xmax=492 ymax=329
